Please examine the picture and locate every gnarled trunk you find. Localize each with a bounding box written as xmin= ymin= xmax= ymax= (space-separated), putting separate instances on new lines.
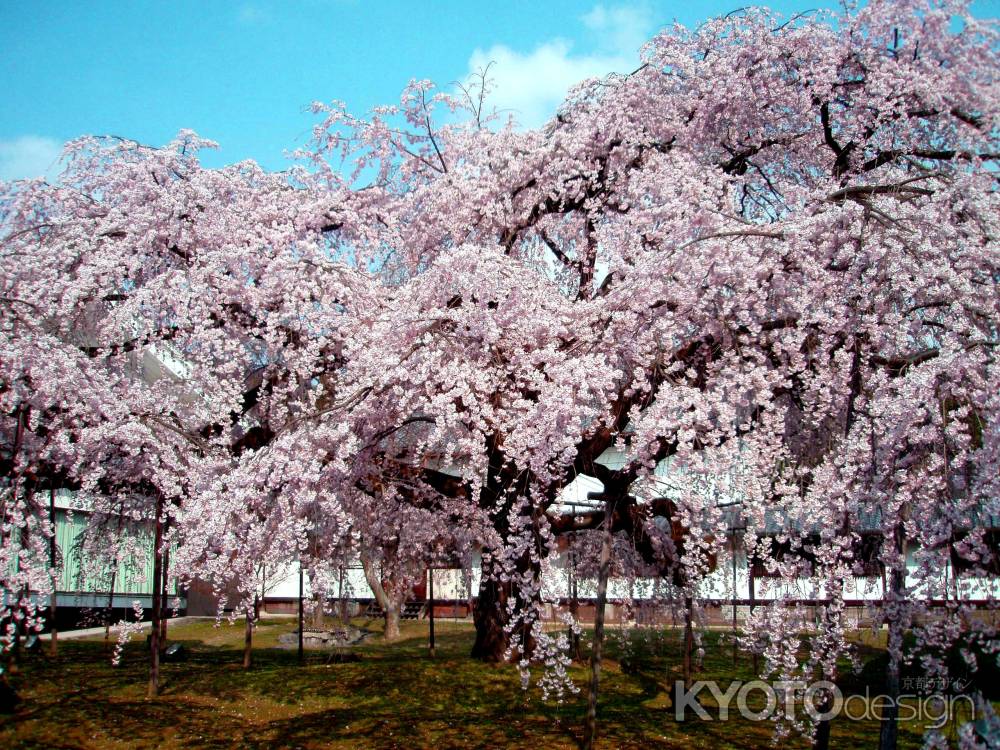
xmin=361 ymin=554 xmax=406 ymax=641
xmin=471 ymin=553 xmax=539 ymax=662
xmin=384 ymin=604 xmax=402 ymax=641
xmin=471 ymin=574 xmax=510 ymax=661
xmin=311 ymin=592 xmax=326 ymax=629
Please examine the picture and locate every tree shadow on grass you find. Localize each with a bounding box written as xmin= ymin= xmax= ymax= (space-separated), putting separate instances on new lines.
xmin=0 ymin=625 xmax=935 ymax=750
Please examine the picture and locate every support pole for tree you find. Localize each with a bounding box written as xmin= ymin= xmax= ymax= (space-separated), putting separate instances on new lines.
xmin=48 ymin=488 xmax=58 ymax=657
xmin=731 ymin=534 xmax=738 ymax=666
xmin=105 ymin=563 xmax=118 ymax=649
xmin=105 ymin=511 xmax=124 ymax=650
xmin=297 ymin=563 xmax=304 ymax=663
xmin=748 ymin=558 xmax=758 ymax=675
xmin=147 ymin=493 xmax=164 ymax=699
xmin=878 ymin=525 xmax=906 ymax=750
xmin=428 ymin=567 xmax=436 ymax=656
xmin=682 ymin=595 xmax=694 ymax=688
xmin=812 ymin=667 xmax=834 ymax=750
xmin=243 ymin=601 xmax=254 ymax=669
xmin=338 ymin=565 xmax=347 ymax=623
xmin=159 ymin=527 xmax=170 ymax=645
xmin=5 ymin=406 xmax=28 ymax=675
xmin=583 ymin=497 xmax=614 ymax=750
xmin=568 ymin=501 xmax=581 ymax=660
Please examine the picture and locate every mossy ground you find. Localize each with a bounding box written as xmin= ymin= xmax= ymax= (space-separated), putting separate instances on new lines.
xmin=0 ymin=616 xmax=981 ymax=748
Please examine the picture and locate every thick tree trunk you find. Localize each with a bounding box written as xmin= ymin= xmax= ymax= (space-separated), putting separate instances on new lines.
xmin=311 ymin=592 xmax=326 ymax=629
xmin=384 ymin=604 xmax=402 ymax=641
xmin=583 ymin=500 xmax=614 ymax=750
xmin=361 ymin=555 xmax=405 ymax=641
xmin=471 ymin=574 xmax=510 ymax=661
xmin=147 ymin=495 xmax=164 ymax=699
xmin=471 ymin=552 xmax=540 ymax=662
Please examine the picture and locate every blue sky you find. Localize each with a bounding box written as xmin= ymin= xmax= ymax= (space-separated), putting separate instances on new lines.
xmin=2 ymin=0 xmax=997 ymax=180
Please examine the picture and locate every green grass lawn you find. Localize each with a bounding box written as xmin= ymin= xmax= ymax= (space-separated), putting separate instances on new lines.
xmin=0 ymin=616 xmax=980 ymax=749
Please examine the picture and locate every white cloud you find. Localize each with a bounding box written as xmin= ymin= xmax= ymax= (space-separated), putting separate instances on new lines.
xmin=467 ymin=42 xmax=632 ymax=129
xmin=465 ymin=3 xmax=655 ymax=129
xmin=582 ymin=3 xmax=654 ymax=53
xmin=237 ymin=4 xmax=270 ymax=25
xmin=0 ymin=135 xmax=64 ymax=182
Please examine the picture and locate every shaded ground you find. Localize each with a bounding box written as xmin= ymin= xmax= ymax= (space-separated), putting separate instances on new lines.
xmin=0 ymin=616 xmax=977 ymax=749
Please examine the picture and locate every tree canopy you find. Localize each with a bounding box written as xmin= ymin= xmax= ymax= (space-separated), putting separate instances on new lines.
xmin=1 ymin=1 xmax=997 ymax=744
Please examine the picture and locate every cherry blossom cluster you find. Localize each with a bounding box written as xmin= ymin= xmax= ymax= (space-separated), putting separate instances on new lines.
xmin=1 ymin=2 xmax=997 ymax=745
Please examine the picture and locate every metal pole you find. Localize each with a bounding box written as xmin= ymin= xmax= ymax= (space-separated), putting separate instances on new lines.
xmin=428 ymin=567 xmax=435 ymax=657
xmin=297 ymin=564 xmax=304 ymax=663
